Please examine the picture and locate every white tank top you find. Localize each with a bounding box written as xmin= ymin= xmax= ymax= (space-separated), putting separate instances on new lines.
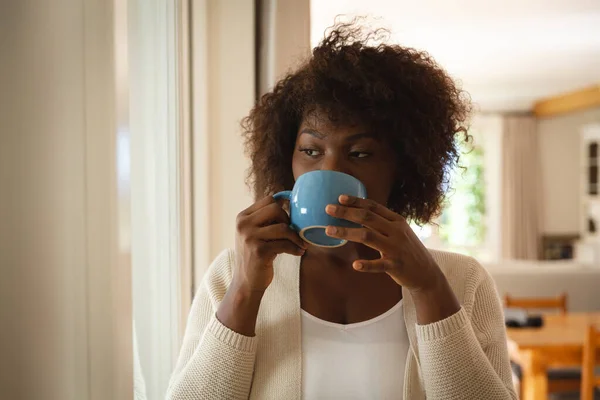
xmin=301 ymin=300 xmax=409 ymax=400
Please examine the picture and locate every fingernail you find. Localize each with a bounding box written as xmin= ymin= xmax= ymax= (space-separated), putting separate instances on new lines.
xmin=326 ymin=226 xmax=337 ymax=235
xmin=299 ymin=249 xmax=306 ymax=255
xmin=354 ymin=262 xmax=363 ymax=270
xmin=326 ymin=204 xmax=337 ymax=213
xmin=339 ymin=195 xmax=350 ymax=202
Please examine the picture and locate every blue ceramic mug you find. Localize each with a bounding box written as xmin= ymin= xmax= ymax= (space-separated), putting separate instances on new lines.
xmin=273 ymin=170 xmax=367 ymax=248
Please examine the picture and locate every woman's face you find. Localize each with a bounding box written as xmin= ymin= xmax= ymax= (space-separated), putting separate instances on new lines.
xmin=292 ymin=113 xmax=397 ymax=207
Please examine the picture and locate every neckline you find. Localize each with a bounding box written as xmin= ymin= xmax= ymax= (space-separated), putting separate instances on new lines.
xmin=301 ymin=299 xmax=403 ymax=330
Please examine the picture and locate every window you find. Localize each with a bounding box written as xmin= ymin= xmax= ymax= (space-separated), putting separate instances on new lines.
xmin=412 ymin=115 xmax=503 ymax=262
xmin=438 ymin=138 xmax=486 ymax=256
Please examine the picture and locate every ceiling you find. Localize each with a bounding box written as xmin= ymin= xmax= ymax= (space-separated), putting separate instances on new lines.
xmin=310 ymin=0 xmax=600 ymax=112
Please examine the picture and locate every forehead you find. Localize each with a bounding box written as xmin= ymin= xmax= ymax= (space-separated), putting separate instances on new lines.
xmin=298 ymin=108 xmax=367 ymax=137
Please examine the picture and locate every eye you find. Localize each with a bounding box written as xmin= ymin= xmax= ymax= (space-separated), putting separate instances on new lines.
xmin=350 ymin=151 xmax=371 ymax=158
xmin=299 ymin=148 xmax=321 ymax=157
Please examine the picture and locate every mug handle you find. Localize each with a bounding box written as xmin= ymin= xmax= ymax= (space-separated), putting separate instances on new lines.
xmin=273 ymin=190 xmax=292 ymax=201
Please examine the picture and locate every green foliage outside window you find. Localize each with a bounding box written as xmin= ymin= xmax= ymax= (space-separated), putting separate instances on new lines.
xmin=439 ymin=137 xmax=486 ymax=253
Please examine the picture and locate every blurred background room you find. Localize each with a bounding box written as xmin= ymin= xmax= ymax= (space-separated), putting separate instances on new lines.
xmin=1 ymin=0 xmax=599 ymax=399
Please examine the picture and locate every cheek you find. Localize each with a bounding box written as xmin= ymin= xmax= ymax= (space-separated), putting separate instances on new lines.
xmin=365 ymin=182 xmax=392 ymax=204
xmin=361 ymin=170 xmax=395 ymax=205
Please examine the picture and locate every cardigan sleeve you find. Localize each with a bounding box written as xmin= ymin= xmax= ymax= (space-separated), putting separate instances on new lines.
xmin=414 ymin=260 xmax=517 ymax=400
xmin=166 ymin=249 xmax=257 ymax=400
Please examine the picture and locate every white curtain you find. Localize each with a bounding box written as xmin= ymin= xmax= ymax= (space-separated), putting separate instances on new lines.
xmin=129 ymin=0 xmax=189 ymax=398
xmin=501 ymin=115 xmax=542 ymax=260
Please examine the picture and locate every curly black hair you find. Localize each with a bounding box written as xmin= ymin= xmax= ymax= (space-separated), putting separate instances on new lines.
xmin=242 ymin=21 xmax=471 ymax=224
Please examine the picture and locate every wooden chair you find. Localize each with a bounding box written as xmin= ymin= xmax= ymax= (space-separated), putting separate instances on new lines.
xmin=505 ymin=294 xmax=580 ymax=396
xmin=504 ymin=293 xmax=568 ymax=314
xmin=581 ymin=325 xmax=600 ymax=400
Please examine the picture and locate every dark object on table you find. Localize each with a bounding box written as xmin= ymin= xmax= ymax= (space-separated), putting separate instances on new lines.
xmin=506 ymin=315 xmax=544 ymax=328
xmin=504 ymin=308 xmax=544 ymax=328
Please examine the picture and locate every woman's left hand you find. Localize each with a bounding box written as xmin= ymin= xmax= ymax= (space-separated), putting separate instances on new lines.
xmin=325 ymin=195 xmax=445 ymax=293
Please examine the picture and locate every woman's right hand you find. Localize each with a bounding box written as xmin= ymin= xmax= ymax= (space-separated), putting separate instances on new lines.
xmin=233 ymin=196 xmax=307 ymax=293
xmin=217 ymin=196 xmax=306 ymax=336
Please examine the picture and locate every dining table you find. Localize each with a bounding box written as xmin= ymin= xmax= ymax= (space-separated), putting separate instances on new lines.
xmin=506 ymin=312 xmax=600 ymax=400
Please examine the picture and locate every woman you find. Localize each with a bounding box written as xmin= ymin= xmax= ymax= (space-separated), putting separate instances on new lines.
xmin=167 ymin=22 xmax=516 ymax=400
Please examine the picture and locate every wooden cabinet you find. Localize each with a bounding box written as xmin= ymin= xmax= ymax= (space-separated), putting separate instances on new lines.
xmin=581 ymin=125 xmax=600 ymax=240
xmin=577 ymin=125 xmax=600 ymax=264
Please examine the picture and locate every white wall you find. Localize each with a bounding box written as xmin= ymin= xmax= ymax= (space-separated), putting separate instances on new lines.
xmin=538 ymin=106 xmax=600 ymax=234
xmin=191 ymin=1 xmax=311 ymax=286
xmin=192 ymin=0 xmax=256 ymax=284
xmin=258 ymin=0 xmax=311 ymax=96
xmin=0 ymin=1 xmax=132 ymax=399
xmin=206 ymin=0 xmax=256 ymax=261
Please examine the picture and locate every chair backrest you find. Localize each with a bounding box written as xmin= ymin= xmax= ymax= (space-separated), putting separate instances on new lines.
xmin=504 ymin=293 xmax=568 ymax=314
xmin=581 ymin=324 xmax=600 ymax=400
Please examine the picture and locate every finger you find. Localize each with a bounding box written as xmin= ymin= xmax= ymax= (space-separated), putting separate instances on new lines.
xmin=241 ymin=196 xmax=276 ymax=216
xmin=352 ymin=258 xmax=394 ymax=273
xmin=338 ymin=195 xmax=400 ymax=221
xmin=257 ymin=223 xmax=307 ymax=250
xmin=325 ymin=204 xmax=390 ymax=235
xmin=325 ymin=226 xmax=389 ymax=252
xmin=262 ymin=239 xmax=306 ymax=257
xmin=248 ymin=202 xmax=290 ymax=226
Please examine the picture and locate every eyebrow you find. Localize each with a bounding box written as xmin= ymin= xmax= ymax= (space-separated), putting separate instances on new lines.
xmin=298 ymin=129 xmax=379 ymax=142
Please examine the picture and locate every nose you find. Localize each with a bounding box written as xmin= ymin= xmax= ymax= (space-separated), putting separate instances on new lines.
xmin=320 ymin=154 xmax=351 ymax=175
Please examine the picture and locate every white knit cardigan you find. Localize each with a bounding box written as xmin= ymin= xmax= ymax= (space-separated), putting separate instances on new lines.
xmin=166 ymin=249 xmax=517 ymax=400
